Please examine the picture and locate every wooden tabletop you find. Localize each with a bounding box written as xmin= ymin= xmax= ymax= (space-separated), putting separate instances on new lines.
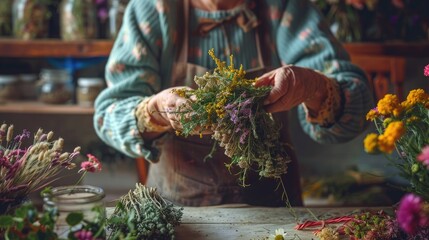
xmin=172 ymin=204 xmax=386 ymax=240
xmin=94 ymin=205 xmax=391 ymax=239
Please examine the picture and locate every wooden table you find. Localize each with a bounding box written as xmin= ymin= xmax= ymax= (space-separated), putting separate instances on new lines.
xmin=93 ymin=205 xmax=390 ymax=239
xmin=170 ymin=204 xmax=386 ymax=240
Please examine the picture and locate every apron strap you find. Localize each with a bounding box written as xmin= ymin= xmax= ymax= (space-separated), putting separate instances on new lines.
xmin=176 ymin=0 xmax=189 ymax=63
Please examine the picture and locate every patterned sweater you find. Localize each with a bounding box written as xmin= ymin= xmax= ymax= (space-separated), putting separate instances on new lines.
xmin=94 ymin=0 xmax=373 ymax=161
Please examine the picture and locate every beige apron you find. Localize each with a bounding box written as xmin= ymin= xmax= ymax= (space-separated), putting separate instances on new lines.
xmin=145 ymin=0 xmax=303 ymax=207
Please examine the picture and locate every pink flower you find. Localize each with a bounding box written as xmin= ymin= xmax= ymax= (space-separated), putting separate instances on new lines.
xmin=79 ymin=154 xmax=102 ymax=173
xmin=396 ymin=194 xmax=429 ymax=235
xmin=417 ymin=145 xmax=429 ymax=168
xmin=424 ymin=64 xmax=429 ymax=77
xmin=74 ymin=229 xmax=93 ymax=240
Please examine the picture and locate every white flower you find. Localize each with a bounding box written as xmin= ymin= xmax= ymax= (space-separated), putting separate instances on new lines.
xmin=270 ymin=228 xmax=287 ymax=240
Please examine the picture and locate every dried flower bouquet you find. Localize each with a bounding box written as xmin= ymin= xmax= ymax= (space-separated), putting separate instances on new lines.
xmin=173 ymin=49 xmax=290 ymax=185
xmin=0 ymin=124 xmax=81 ymax=214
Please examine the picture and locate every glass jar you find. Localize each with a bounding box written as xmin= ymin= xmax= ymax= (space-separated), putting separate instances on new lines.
xmin=60 ymin=0 xmax=98 ymax=41
xmin=0 ymin=75 xmax=19 ymax=100
xmin=77 ymin=78 xmax=104 ymax=107
xmin=108 ymin=0 xmax=129 ymax=39
xmin=18 ymin=74 xmax=37 ymax=99
xmin=42 ymin=185 xmax=106 ymax=238
xmin=37 ymin=69 xmax=72 ymax=104
xmin=12 ymin=0 xmax=50 ymax=40
xmin=0 ymin=0 xmax=13 ymax=37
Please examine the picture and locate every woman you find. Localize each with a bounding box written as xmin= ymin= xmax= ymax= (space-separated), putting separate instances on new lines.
xmin=94 ymin=0 xmax=373 ymax=206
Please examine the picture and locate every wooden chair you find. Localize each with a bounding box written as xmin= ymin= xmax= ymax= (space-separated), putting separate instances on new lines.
xmin=350 ymin=55 xmax=406 ymax=101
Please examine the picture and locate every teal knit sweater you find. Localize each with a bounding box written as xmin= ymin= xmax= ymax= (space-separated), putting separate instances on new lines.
xmin=94 ymin=0 xmax=373 ymax=160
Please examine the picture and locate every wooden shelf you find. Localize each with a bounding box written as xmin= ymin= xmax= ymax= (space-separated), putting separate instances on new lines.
xmin=0 ymin=39 xmax=113 ymax=58
xmin=0 ymin=39 xmax=428 ymax=58
xmin=0 ymin=101 xmax=94 ymax=115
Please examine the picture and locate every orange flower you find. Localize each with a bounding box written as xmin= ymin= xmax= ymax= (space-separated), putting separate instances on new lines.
xmin=377 ymin=94 xmax=403 ymax=117
xmin=364 ymin=133 xmax=379 ymax=153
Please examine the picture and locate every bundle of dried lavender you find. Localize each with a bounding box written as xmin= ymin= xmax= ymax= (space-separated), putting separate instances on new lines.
xmin=174 ymin=49 xmax=290 ymax=185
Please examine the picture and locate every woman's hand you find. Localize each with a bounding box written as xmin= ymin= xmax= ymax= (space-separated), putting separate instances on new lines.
xmin=254 ymin=65 xmax=328 ymax=114
xmin=148 ymin=87 xmax=212 ymax=135
xmin=147 ymin=87 xmax=191 ymax=131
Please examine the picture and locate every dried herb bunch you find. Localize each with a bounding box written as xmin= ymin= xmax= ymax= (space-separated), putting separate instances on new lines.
xmin=108 ymin=183 xmax=183 ymax=240
xmin=0 ymin=123 xmax=81 ymax=214
xmin=173 ymin=49 xmax=290 ymax=184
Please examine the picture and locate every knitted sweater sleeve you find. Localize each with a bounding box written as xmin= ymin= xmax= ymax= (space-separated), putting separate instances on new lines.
xmin=93 ymin=0 xmax=170 ymax=160
xmin=274 ymin=0 xmax=374 ymax=143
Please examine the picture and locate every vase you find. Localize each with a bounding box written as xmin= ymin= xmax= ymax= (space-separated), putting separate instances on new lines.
xmin=42 ymin=185 xmax=106 ymax=238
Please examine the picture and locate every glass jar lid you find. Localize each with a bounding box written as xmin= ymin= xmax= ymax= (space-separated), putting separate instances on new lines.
xmin=40 ymin=69 xmax=70 ymax=83
xmin=78 ymin=78 xmax=104 ymax=87
xmin=19 ymin=74 xmax=38 ymax=82
xmin=43 ymin=185 xmax=105 ymax=206
xmin=0 ymin=75 xmax=18 ymax=84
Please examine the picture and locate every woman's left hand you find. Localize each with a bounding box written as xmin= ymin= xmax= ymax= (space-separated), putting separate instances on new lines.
xmin=254 ymin=65 xmax=328 ymax=113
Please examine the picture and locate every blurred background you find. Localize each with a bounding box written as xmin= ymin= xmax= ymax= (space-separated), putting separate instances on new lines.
xmin=1 ymin=0 xmax=429 ymax=207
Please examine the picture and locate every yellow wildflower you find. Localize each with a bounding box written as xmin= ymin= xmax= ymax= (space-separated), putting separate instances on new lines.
xmin=364 ymin=133 xmax=379 ymax=153
xmin=377 ymin=121 xmax=405 ymax=153
xmin=316 ymin=227 xmax=339 ymax=240
xmin=377 ymin=134 xmax=396 ymax=154
xmin=401 ymin=88 xmax=429 ymax=109
xmin=377 ymin=94 xmax=402 ymax=117
xmin=366 ymin=108 xmax=379 ymax=121
xmin=383 ymin=121 xmax=405 ymax=142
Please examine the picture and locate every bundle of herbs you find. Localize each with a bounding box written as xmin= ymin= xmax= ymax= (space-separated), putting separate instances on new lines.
xmin=107 ymin=183 xmax=183 ymax=240
xmin=173 ymin=49 xmax=290 ymax=184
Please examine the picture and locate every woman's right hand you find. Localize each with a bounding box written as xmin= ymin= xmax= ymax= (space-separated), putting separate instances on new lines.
xmin=147 ymin=87 xmax=192 ymax=131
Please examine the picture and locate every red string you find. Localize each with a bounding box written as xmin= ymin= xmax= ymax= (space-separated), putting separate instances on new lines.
xmin=294 ymin=216 xmax=356 ymax=234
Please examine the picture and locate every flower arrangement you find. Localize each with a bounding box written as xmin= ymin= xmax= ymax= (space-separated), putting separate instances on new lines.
xmin=363 ymin=85 xmax=429 ymax=236
xmin=0 ymin=124 xmax=82 ymax=214
xmin=173 ymin=49 xmax=290 ymax=185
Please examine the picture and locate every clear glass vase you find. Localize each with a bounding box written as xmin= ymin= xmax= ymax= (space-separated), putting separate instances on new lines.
xmin=42 ymin=185 xmax=106 ymax=238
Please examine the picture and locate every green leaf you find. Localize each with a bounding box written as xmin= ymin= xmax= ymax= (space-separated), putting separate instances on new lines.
xmin=0 ymin=215 xmax=14 ymax=228
xmin=66 ymin=212 xmax=84 ymax=226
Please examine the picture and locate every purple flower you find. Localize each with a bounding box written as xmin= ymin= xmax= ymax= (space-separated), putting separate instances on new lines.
xmin=98 ymin=8 xmax=109 ymax=21
xmin=239 ymin=129 xmax=249 ymax=144
xmin=14 ymin=129 xmax=30 ymax=143
xmin=396 ymin=194 xmax=429 ymax=235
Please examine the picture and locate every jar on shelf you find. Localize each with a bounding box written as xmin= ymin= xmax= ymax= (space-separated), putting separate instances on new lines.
xmin=37 ymin=69 xmax=73 ymax=104
xmin=0 ymin=0 xmax=13 ymax=37
xmin=108 ymin=0 xmax=129 ymax=39
xmin=60 ymin=0 xmax=98 ymax=41
xmin=12 ymin=0 xmax=50 ymax=40
xmin=42 ymin=185 xmax=106 ymax=238
xmin=76 ymin=77 xmax=104 ymax=107
xmin=0 ymin=75 xmax=19 ymax=100
xmin=18 ymin=74 xmax=37 ymax=99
